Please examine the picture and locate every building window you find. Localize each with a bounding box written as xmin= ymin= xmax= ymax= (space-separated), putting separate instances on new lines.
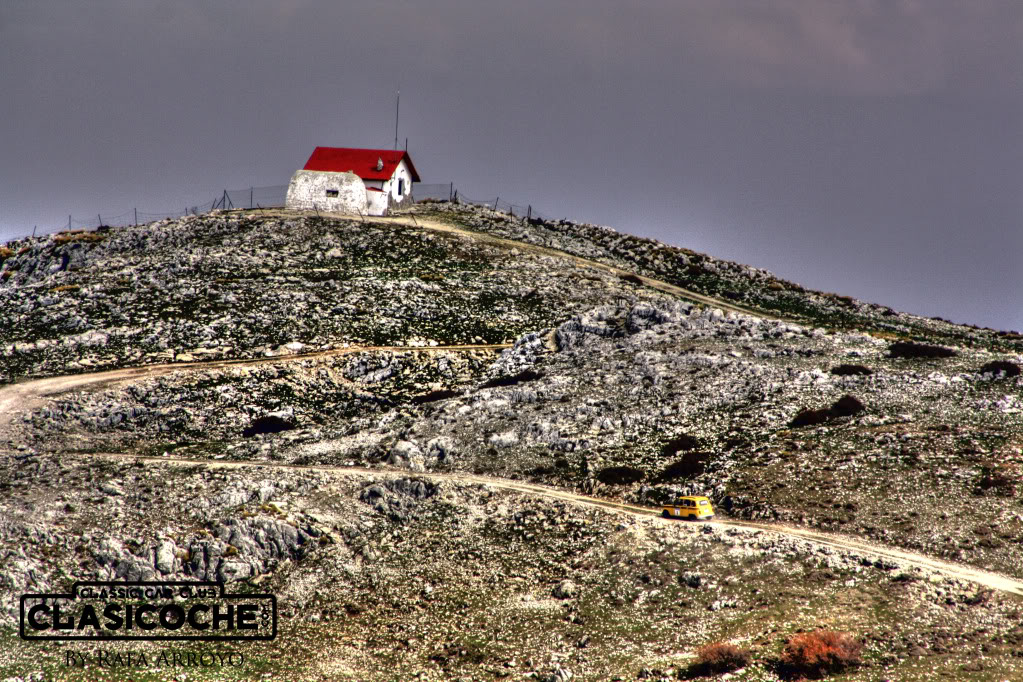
xmin=397 ymin=179 xmax=404 ymax=197
xmin=325 ymin=189 xmax=339 ymax=198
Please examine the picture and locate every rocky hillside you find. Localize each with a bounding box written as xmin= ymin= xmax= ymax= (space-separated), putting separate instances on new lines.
xmin=1 ymin=203 xmax=1022 ymax=681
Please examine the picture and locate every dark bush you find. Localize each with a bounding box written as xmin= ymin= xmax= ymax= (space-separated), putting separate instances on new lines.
xmin=975 ymin=464 xmax=1018 ymax=497
xmin=596 ymin=466 xmax=645 ymax=485
xmin=480 ymin=369 xmax=543 ymax=389
xmin=830 ymin=394 xmax=865 ymax=417
xmin=790 ymin=409 xmax=832 ymax=428
xmin=411 ymin=389 xmax=461 ymax=405
xmin=888 ymin=341 xmax=956 ymax=359
xmin=618 ymin=273 xmax=644 ymax=286
xmin=830 ymin=364 xmax=872 ymax=376
xmin=655 ymin=453 xmax=710 ymax=481
xmin=690 ymin=642 xmax=752 ymax=676
xmin=779 ymin=630 xmax=862 ymax=678
xmin=790 ymin=395 xmax=865 ymax=427
xmin=661 ymin=434 xmax=700 ymax=457
xmin=978 ymin=360 xmax=1021 ymax=378
xmin=242 ymin=415 xmax=294 ymax=437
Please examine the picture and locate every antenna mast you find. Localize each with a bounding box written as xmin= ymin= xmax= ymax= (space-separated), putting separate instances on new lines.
xmin=394 ymin=89 xmax=400 ymax=150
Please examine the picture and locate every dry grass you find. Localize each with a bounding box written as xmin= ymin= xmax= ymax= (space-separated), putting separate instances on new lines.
xmin=693 ymin=641 xmax=751 ymax=675
xmin=53 ymin=231 xmax=106 ymax=245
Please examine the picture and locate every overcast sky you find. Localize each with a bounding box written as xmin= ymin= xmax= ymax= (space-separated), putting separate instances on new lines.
xmin=2 ymin=1 xmax=1021 ymax=331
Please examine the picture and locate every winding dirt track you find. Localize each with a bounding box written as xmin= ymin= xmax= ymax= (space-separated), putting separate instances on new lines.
xmin=3 ymin=211 xmax=1021 ymax=598
xmin=47 ymin=451 xmax=1023 ymax=598
xmin=0 ymin=342 xmax=510 ymax=435
xmin=0 ymin=208 xmax=774 ymax=433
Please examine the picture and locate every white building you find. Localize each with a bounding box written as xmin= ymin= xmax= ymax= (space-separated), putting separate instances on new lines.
xmin=284 ymin=147 xmax=421 ymax=216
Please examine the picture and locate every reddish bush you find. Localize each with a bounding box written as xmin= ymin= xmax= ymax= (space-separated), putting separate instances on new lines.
xmin=780 ymin=630 xmax=862 ymax=678
xmin=693 ymin=641 xmax=751 ymax=675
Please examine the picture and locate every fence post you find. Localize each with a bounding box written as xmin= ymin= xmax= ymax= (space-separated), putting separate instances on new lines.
xmin=453 ymin=190 xmax=458 ymax=202
xmin=68 ymin=215 xmax=71 ymax=230
xmin=32 ymin=226 xmax=36 ymax=238
xmin=527 ymin=205 xmax=531 ymax=221
xmin=493 ymin=197 xmax=499 ymax=210
xmin=250 ymin=187 xmax=253 ymax=209
xmin=449 ymin=182 xmax=453 ymax=201
xmin=134 ymin=208 xmax=137 ymax=226
xmin=98 ymin=214 xmax=102 ymax=227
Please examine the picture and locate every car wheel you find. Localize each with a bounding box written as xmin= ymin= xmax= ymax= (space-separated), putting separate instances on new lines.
xmin=662 ymin=509 xmax=671 ymax=518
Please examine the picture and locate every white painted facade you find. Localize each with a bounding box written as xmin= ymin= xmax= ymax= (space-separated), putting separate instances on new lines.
xmin=383 ymin=159 xmax=414 ymax=205
xmin=365 ymin=189 xmax=389 ymax=216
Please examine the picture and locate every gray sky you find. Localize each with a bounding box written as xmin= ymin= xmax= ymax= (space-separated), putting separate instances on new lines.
xmin=2 ymin=1 xmax=1021 ymax=331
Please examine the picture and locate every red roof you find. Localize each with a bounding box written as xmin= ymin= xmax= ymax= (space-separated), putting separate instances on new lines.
xmin=302 ymin=147 xmax=420 ymax=182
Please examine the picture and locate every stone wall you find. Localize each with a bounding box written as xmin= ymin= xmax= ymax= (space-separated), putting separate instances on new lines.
xmin=285 ymin=170 xmax=367 ymax=214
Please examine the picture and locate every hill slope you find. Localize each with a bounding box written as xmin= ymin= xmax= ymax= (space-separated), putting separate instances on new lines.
xmin=1 ymin=203 xmax=1022 ymax=681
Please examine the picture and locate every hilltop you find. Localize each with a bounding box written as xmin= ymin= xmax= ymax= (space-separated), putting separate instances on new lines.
xmin=1 ymin=202 xmax=1022 ymax=681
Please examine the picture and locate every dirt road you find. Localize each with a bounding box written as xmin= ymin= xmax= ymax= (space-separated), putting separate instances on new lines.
xmin=50 ymin=451 xmax=1023 ymax=598
xmin=0 ymin=342 xmax=509 ymax=435
xmin=6 ymin=210 xmax=1014 ymax=598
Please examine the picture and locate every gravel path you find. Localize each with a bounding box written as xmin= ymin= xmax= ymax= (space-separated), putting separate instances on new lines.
xmin=46 ymin=450 xmax=1023 ymax=598
xmin=0 ymin=342 xmax=510 ymax=434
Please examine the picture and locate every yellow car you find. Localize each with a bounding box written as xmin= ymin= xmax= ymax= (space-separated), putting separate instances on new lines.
xmin=661 ymin=496 xmax=715 ymax=521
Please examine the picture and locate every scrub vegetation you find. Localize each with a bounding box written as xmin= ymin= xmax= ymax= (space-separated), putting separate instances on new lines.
xmin=1 ymin=202 xmax=1022 ymax=680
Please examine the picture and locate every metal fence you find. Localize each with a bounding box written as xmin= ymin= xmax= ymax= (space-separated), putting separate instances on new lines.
xmin=5 ymin=180 xmax=556 ymax=242
xmin=412 ymin=183 xmax=456 ymax=201
xmin=414 ymin=183 xmax=555 ymax=222
xmin=447 ymin=191 xmax=555 ymax=222
xmin=55 ymin=185 xmax=290 ymax=233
